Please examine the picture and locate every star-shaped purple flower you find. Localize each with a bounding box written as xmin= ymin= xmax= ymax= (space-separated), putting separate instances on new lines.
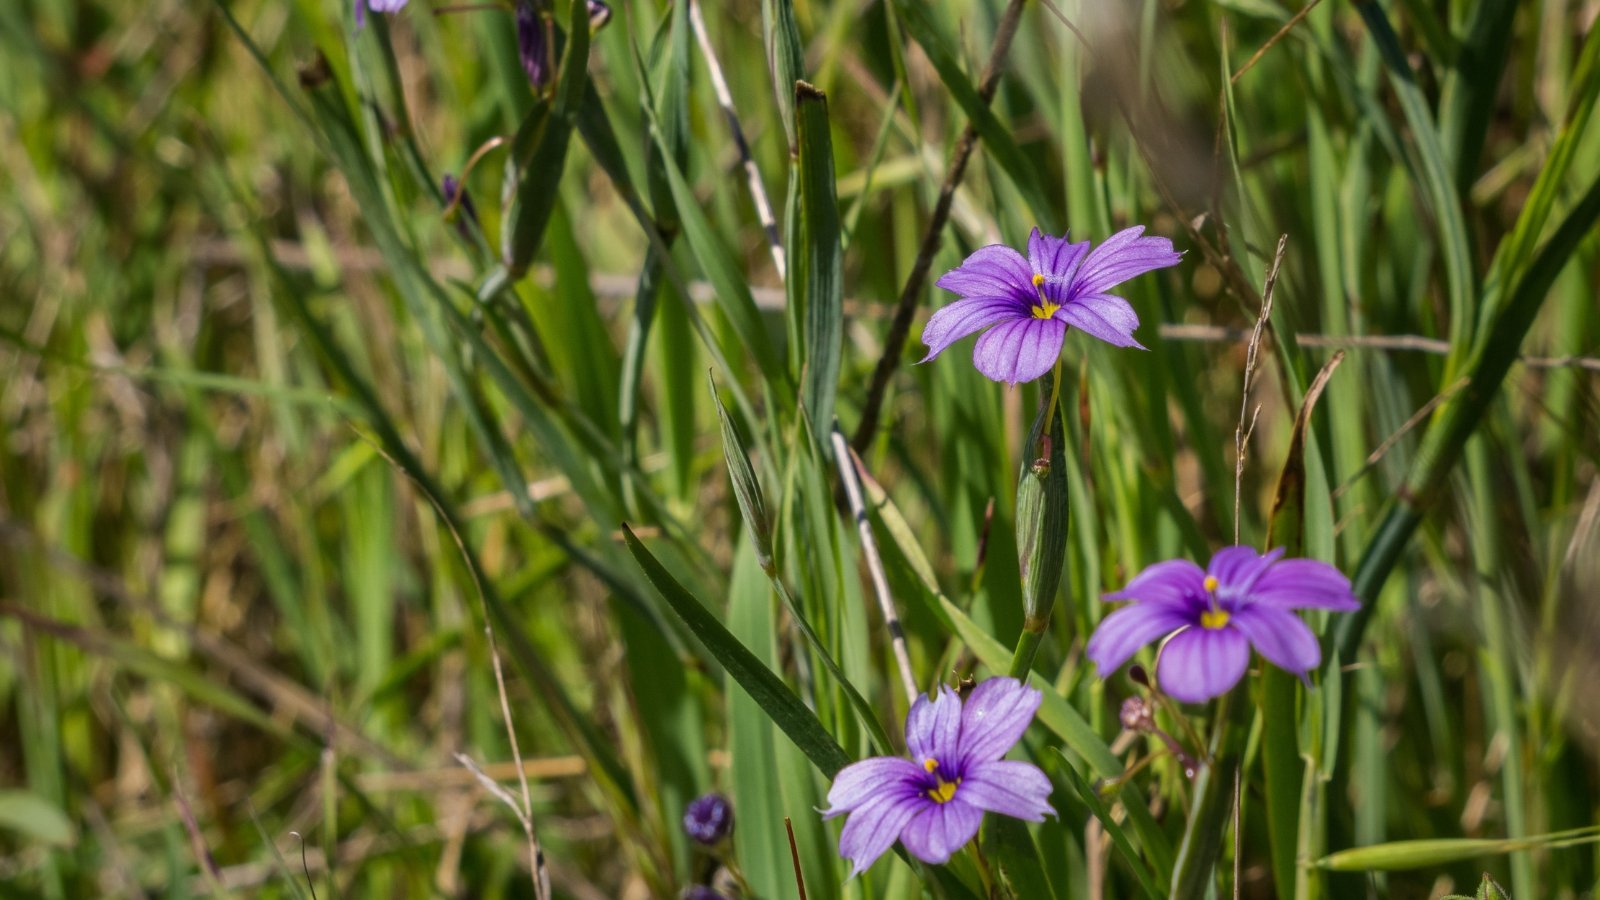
xmin=1086 ymin=547 xmax=1360 ymax=703
xmin=921 ymin=226 xmax=1181 ymax=384
xmin=822 ymin=677 xmax=1054 ymax=876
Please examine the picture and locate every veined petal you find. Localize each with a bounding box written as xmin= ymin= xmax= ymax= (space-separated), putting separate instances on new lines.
xmin=1156 ymin=627 xmax=1250 ymax=703
xmin=959 ymin=760 xmax=1054 ymax=821
xmin=1104 ymin=558 xmax=1207 ymax=608
xmin=906 ymin=686 xmax=962 ymax=764
xmin=955 ymin=677 xmax=1041 ymax=765
xmin=1027 ymin=228 xmax=1090 ymax=280
xmin=1086 ymin=603 xmax=1193 ymax=677
xmin=824 ymin=756 xmax=925 ymax=814
xmin=1058 ymin=292 xmax=1145 ymax=349
xmin=898 ymin=800 xmax=983 ymax=865
xmin=920 ymin=297 xmax=1025 ymax=362
xmin=935 ymin=244 xmax=1034 ymax=304
xmin=1249 ymin=559 xmax=1360 ymax=611
xmin=1230 ymin=606 xmax=1321 ymax=675
xmin=1207 ymin=546 xmax=1285 ymax=598
xmin=973 ymin=317 xmax=1066 ymax=385
xmin=1070 ymin=226 xmax=1181 ymax=296
xmin=837 ymin=791 xmax=927 ymax=878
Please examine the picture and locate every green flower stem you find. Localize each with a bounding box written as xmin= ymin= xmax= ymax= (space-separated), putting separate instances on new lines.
xmin=1168 ymin=686 xmax=1248 ymax=900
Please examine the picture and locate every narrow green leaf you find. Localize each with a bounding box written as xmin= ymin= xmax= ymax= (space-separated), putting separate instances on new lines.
xmin=795 ymin=81 xmax=844 ymax=440
xmin=762 ymin=0 xmax=807 ymax=150
xmin=889 ymin=0 xmax=1061 ymax=233
xmin=1318 ymin=825 xmax=1600 ymax=872
xmin=623 ymin=525 xmax=853 ymax=777
xmin=1056 ymin=753 xmax=1164 ymax=900
xmin=0 ymin=791 xmax=74 ymax=846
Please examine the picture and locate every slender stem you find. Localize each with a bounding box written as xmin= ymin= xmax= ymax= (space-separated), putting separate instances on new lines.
xmin=689 ymin=0 xmax=785 ymax=279
xmin=831 ymin=426 xmax=919 ymax=701
xmin=851 ymin=0 xmax=1031 ymax=451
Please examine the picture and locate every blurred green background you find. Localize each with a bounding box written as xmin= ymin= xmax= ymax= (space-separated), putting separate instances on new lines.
xmin=2 ymin=0 xmax=1598 ymax=897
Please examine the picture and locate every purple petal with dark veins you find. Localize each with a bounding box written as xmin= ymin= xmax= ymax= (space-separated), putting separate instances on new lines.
xmin=1249 ymin=559 xmax=1360 ymax=611
xmin=958 ymin=760 xmax=1055 ymax=821
xmin=1058 ymin=292 xmax=1145 ymax=349
xmin=823 ymin=757 xmax=924 ymax=814
xmin=1156 ymin=626 xmax=1250 ymax=703
xmin=1070 ymin=226 xmax=1182 ymax=296
xmin=1026 ymin=228 xmax=1090 ymax=281
xmin=972 ymin=317 xmax=1066 ymax=384
xmin=955 ymin=677 xmax=1041 ymax=766
xmin=919 ymin=297 xmax=1026 ymax=362
xmin=899 ymin=800 xmax=983 ymax=865
xmin=905 ymin=686 xmax=962 ymax=765
xmin=1085 ymin=603 xmax=1194 ymax=676
xmin=934 ymin=244 xmax=1034 ymax=304
xmin=1103 ymin=559 xmax=1207 ymax=608
xmin=1230 ymin=605 xmax=1321 ymax=675
xmin=837 ymin=790 xmax=927 ymax=878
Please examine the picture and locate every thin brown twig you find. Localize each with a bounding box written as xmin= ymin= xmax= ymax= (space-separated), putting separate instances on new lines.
xmin=691 ymin=0 xmax=785 ymax=280
xmin=1230 ymin=0 xmax=1326 ymax=85
xmin=1234 ymin=235 xmax=1287 ymax=541
xmin=784 ymin=817 xmax=809 ymax=900
xmin=851 ymin=0 xmax=1032 ymax=451
xmin=1331 ymin=376 xmax=1471 ymax=501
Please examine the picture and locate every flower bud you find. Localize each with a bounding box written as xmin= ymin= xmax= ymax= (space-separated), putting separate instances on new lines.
xmin=682 ymin=793 xmax=734 ymax=846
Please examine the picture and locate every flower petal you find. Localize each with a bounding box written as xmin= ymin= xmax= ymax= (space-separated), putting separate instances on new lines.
xmin=905 ymin=686 xmax=962 ymax=765
xmin=1249 ymin=559 xmax=1360 ymax=611
xmin=1027 ymin=228 xmax=1090 ymax=280
xmin=1085 ymin=603 xmax=1194 ymax=677
xmin=1070 ymin=226 xmax=1181 ymax=296
xmin=1058 ymin=292 xmax=1144 ymax=349
xmin=1156 ymin=626 xmax=1250 ymax=703
xmin=935 ymin=244 xmax=1034 ymax=304
xmin=824 ymin=756 xmax=925 ymax=814
xmin=972 ymin=317 xmax=1066 ymax=384
xmin=898 ymin=799 xmax=983 ymax=865
xmin=919 ymin=297 xmax=1025 ymax=362
xmin=955 ymin=677 xmax=1041 ymax=765
xmin=1206 ymin=546 xmax=1285 ymax=599
xmin=1230 ymin=606 xmax=1321 ymax=675
xmin=837 ymin=791 xmax=927 ymax=878
xmin=959 ymin=760 xmax=1055 ymax=821
xmin=1104 ymin=558 xmax=1207 ymax=608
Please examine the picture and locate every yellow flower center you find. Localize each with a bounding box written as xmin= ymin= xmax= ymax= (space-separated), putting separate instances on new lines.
xmin=922 ymin=758 xmax=960 ymax=804
xmin=1203 ymin=575 xmax=1219 ymax=593
xmin=1029 ymin=273 xmax=1060 ymax=319
xmin=1200 ymin=608 xmax=1230 ymax=630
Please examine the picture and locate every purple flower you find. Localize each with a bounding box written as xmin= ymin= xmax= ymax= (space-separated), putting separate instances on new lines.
xmin=1086 ymin=547 xmax=1360 ymax=703
xmin=682 ymin=793 xmax=734 ymax=846
xmin=822 ymin=677 xmax=1054 ymax=875
xmin=921 ymin=226 xmax=1181 ymax=384
xmin=586 ymin=0 xmax=612 ymax=29
xmin=355 ymin=0 xmax=407 ymax=29
xmin=515 ymin=3 xmax=550 ymax=88
xmin=681 ymin=888 xmax=730 ymax=900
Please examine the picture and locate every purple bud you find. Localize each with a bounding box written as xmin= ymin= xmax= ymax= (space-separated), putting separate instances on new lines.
xmin=355 ymin=0 xmax=408 ymax=30
xmin=682 ymin=793 xmax=734 ymax=846
xmin=586 ymin=0 xmax=612 ymax=29
xmin=515 ymin=3 xmax=550 ymax=88
xmin=681 ymin=888 xmax=730 ymax=900
xmin=441 ymin=174 xmax=477 ymax=238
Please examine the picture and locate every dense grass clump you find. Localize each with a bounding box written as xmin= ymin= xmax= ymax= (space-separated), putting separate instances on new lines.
xmin=2 ymin=0 xmax=1599 ymax=897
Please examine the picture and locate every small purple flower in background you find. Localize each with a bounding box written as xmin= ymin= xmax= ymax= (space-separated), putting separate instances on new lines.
xmin=822 ymin=677 xmax=1053 ymax=875
xmin=515 ymin=3 xmax=550 ymax=88
xmin=441 ymin=173 xmax=478 ymax=239
xmin=680 ymin=887 xmax=730 ymax=900
xmin=586 ymin=0 xmax=612 ymax=29
xmin=921 ymin=226 xmax=1181 ymax=384
xmin=355 ymin=0 xmax=407 ymax=30
xmin=682 ymin=793 xmax=734 ymax=846
xmin=1086 ymin=547 xmax=1360 ymax=703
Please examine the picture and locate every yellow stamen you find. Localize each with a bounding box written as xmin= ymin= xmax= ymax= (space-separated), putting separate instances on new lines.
xmin=1029 ymin=272 xmax=1060 ymax=319
xmin=1200 ymin=608 xmax=1230 ymax=630
xmin=1031 ymin=273 xmax=1046 ymax=288
xmin=927 ymin=778 xmax=959 ymax=804
xmin=923 ymin=758 xmax=938 ymax=773
xmin=1203 ymin=575 xmax=1219 ymax=593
